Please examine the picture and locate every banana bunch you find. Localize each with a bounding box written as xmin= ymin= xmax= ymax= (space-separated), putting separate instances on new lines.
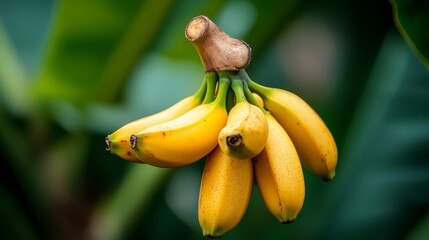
xmin=105 ymin=70 xmax=337 ymax=237
xmin=105 ymin=15 xmax=337 ymax=238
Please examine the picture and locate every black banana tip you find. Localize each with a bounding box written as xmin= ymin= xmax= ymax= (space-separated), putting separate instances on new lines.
xmin=105 ymin=136 xmax=112 ymax=152
xmin=281 ymin=219 xmax=295 ymax=224
xmin=130 ymin=135 xmax=138 ymax=149
xmin=204 ymin=234 xmax=222 ymax=239
xmin=226 ymin=134 xmax=243 ymax=148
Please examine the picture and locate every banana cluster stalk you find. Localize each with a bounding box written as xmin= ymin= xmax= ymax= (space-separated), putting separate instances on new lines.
xmin=105 ymin=15 xmax=338 ymax=238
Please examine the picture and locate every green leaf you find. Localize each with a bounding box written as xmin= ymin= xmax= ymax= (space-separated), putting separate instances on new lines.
xmin=0 ymin=21 xmax=29 ymax=116
xmin=90 ymin=165 xmax=173 ymax=240
xmin=33 ymin=0 xmax=175 ymax=105
xmin=391 ymin=0 xmax=429 ymax=67
xmin=311 ymin=31 xmax=429 ymax=239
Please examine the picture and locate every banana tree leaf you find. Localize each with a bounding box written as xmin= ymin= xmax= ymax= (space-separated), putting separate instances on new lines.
xmin=391 ymin=0 xmax=429 ymax=67
xmin=0 ymin=21 xmax=29 ymax=116
xmin=90 ymin=165 xmax=173 ymax=240
xmin=33 ymin=0 xmax=175 ymax=105
xmin=311 ymin=31 xmax=429 ymax=239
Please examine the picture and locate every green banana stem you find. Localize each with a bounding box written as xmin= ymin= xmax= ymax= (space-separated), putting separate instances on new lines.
xmin=243 ymin=81 xmax=269 ymax=114
xmin=226 ymin=85 xmax=235 ymax=112
xmin=214 ymin=74 xmax=231 ymax=110
xmin=231 ymin=78 xmax=246 ymax=104
xmin=195 ymin=74 xmax=208 ymax=104
xmin=202 ymin=72 xmax=218 ymax=104
xmin=239 ymin=69 xmax=272 ymax=95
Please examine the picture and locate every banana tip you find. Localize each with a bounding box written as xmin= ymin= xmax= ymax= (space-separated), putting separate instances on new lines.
xmin=281 ymin=219 xmax=296 ymax=224
xmin=105 ymin=136 xmax=112 ymax=152
xmin=226 ymin=134 xmax=243 ymax=148
xmin=322 ymin=170 xmax=336 ymax=182
xmin=130 ymin=134 xmax=138 ymax=149
xmin=203 ymin=234 xmax=222 ymax=239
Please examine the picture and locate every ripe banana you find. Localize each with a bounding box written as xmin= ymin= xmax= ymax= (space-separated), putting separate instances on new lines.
xmin=130 ymin=76 xmax=230 ymax=167
xmin=253 ymin=113 xmax=305 ymax=224
xmin=244 ymin=70 xmax=338 ymax=181
xmin=252 ymin=92 xmax=264 ymax=108
xmin=198 ymin=146 xmax=253 ymax=238
xmin=105 ymin=72 xmax=213 ymax=162
xmin=218 ymin=78 xmax=268 ymax=159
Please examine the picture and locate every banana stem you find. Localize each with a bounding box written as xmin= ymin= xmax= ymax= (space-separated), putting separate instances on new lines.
xmin=185 ymin=15 xmax=251 ymax=72
xmin=225 ymin=86 xmax=235 ymax=112
xmin=239 ymin=69 xmax=271 ymax=95
xmin=195 ymin=73 xmax=209 ymax=104
xmin=231 ymin=78 xmax=246 ymax=104
xmin=202 ymin=72 xmax=218 ymax=104
xmin=239 ymin=69 xmax=271 ymax=114
xmin=243 ymin=81 xmax=269 ymax=114
xmin=214 ymin=75 xmax=230 ymax=110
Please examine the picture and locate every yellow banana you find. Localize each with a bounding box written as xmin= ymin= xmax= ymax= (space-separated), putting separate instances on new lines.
xmin=253 ymin=113 xmax=305 ymax=224
xmin=218 ymin=78 xmax=268 ymax=159
xmin=105 ymin=72 xmax=215 ymax=162
xmin=244 ymin=70 xmax=338 ymax=181
xmin=130 ymin=76 xmax=230 ymax=167
xmin=252 ymin=92 xmax=264 ymax=108
xmin=198 ymin=146 xmax=253 ymax=238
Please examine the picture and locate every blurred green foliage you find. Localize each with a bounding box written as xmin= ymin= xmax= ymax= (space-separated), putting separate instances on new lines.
xmin=392 ymin=0 xmax=429 ymax=66
xmin=0 ymin=0 xmax=428 ymax=240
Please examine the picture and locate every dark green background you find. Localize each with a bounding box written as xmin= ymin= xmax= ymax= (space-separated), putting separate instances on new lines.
xmin=0 ymin=0 xmax=428 ymax=239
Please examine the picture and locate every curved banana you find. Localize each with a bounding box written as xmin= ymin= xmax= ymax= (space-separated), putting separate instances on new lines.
xmin=130 ymin=76 xmax=230 ymax=167
xmin=105 ymin=72 xmax=215 ymax=162
xmin=253 ymin=113 xmax=305 ymax=224
xmin=218 ymin=78 xmax=268 ymax=159
xmin=198 ymin=146 xmax=253 ymax=238
xmin=243 ymin=70 xmax=338 ymax=181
